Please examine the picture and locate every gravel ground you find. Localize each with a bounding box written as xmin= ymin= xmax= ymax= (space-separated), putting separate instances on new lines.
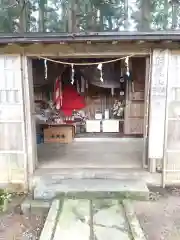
xmin=2 ymin=188 xmax=180 ymax=240
xmin=134 ymin=187 xmax=180 ymax=240
xmin=0 ymin=196 xmax=46 ymax=240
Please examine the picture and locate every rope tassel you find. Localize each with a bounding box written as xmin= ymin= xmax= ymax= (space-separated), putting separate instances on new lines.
xmin=71 ymin=64 xmax=75 ymax=84
xmin=125 ymin=56 xmax=129 ymax=77
xmin=44 ymin=59 xmax=48 ymax=79
xmin=97 ymin=63 xmax=103 ymax=82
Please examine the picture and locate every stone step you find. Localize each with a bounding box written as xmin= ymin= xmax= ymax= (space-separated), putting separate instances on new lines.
xmin=33 ymin=178 xmax=149 ymax=201
xmin=31 ymin=168 xmax=161 ymax=190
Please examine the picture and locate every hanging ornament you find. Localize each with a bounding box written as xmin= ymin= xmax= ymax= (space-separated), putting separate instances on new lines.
xmin=71 ymin=64 xmax=75 ymax=84
xmin=125 ymin=56 xmax=130 ymax=77
xmin=86 ymin=79 xmax=88 ymax=89
xmin=77 ymin=79 xmax=80 ymax=93
xmin=132 ymin=81 xmax=135 ymax=93
xmin=111 ymin=88 xmax=114 ymax=96
xmin=97 ymin=63 xmax=103 ymax=82
xmin=120 ymin=76 xmax=124 ymax=83
xmin=81 ymin=76 xmax=85 ymax=93
xmin=44 ymin=59 xmax=47 ymax=80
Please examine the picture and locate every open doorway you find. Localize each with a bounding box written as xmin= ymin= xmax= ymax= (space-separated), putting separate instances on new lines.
xmin=30 ymin=55 xmax=149 ymax=171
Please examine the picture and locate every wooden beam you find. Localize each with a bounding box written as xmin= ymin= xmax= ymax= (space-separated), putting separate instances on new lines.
xmin=25 ymin=42 xmax=151 ymax=57
xmin=136 ymin=40 xmax=145 ymax=44
xmin=0 ymin=42 xmax=176 ymax=57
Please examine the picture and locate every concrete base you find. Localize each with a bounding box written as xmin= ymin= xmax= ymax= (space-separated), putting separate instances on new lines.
xmin=33 ymin=178 xmax=149 ymax=201
xmin=37 ymin=139 xmax=143 ymax=169
xmin=21 ymin=196 xmax=51 ymax=215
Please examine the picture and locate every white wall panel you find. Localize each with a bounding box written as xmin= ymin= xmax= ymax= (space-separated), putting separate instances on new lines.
xmin=148 ymin=49 xmax=169 ymax=159
xmin=164 ymin=52 xmax=180 ymax=185
xmin=0 ymin=55 xmax=26 ymax=186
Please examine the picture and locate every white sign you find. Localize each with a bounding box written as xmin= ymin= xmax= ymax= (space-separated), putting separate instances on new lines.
xmin=148 ymin=49 xmax=169 ymax=159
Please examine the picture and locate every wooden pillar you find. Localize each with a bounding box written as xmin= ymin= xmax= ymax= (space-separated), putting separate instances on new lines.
xmin=148 ymin=49 xmax=170 ymax=173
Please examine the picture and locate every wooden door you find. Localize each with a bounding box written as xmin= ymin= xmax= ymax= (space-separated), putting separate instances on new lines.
xmin=0 ymin=55 xmax=27 ymax=185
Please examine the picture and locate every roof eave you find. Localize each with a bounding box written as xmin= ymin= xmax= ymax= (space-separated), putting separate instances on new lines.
xmin=0 ymin=31 xmax=180 ymax=43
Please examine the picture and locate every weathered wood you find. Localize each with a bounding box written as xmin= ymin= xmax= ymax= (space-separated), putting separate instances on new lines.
xmin=0 ymin=55 xmax=27 ymax=185
xmin=0 ymin=41 xmax=179 ymax=57
xmin=0 ymin=42 xmax=150 ymax=56
xmin=148 ymin=49 xmax=169 ymax=160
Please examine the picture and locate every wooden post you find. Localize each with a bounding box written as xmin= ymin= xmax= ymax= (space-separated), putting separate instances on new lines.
xmin=148 ymin=49 xmax=170 ymax=176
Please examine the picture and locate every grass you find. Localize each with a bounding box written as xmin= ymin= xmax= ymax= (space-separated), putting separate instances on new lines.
xmin=0 ymin=189 xmax=11 ymax=212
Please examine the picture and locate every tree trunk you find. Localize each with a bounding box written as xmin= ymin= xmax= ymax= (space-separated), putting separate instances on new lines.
xmin=99 ymin=9 xmax=104 ymax=31
xmin=74 ymin=0 xmax=81 ymax=32
xmin=68 ymin=0 xmax=79 ymax=32
xmin=92 ymin=5 xmax=98 ymax=31
xmin=163 ymin=0 xmax=169 ymax=29
xmin=86 ymin=1 xmax=94 ymax=31
xmin=68 ymin=0 xmax=73 ymax=32
xmin=141 ymin=0 xmax=151 ymax=31
xmin=19 ymin=0 xmax=27 ymax=32
xmin=62 ymin=1 xmax=67 ymax=32
xmin=172 ymin=1 xmax=178 ymax=29
xmin=124 ymin=0 xmax=128 ymax=30
xmin=39 ymin=0 xmax=45 ymax=32
xmin=107 ymin=16 xmax=113 ymax=30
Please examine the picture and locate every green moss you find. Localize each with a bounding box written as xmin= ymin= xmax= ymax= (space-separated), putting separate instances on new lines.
xmin=55 ymin=191 xmax=148 ymax=201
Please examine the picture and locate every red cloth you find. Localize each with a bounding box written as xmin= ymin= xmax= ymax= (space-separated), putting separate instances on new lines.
xmin=54 ymin=77 xmax=62 ymax=110
xmin=61 ymin=85 xmax=86 ymax=116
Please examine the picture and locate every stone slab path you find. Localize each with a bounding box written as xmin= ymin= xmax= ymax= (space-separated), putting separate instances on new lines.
xmin=40 ymin=198 xmax=135 ymax=240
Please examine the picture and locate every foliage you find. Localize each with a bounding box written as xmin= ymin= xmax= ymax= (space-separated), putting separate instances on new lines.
xmin=0 ymin=0 xmax=180 ymax=33
xmin=0 ymin=189 xmax=11 ymax=212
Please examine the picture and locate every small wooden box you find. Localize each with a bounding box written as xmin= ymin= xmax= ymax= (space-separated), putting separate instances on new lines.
xmin=44 ymin=126 xmax=74 ymax=143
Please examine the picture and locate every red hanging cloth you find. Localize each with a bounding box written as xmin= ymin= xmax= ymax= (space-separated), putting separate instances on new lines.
xmin=61 ymin=85 xmax=86 ymax=116
xmin=54 ymin=76 xmax=62 ymax=110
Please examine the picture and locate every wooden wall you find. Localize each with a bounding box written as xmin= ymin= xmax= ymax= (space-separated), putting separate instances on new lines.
xmin=131 ymin=57 xmax=146 ymax=91
xmin=85 ymin=95 xmax=115 ymax=119
xmin=124 ymin=57 xmax=146 ymax=135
